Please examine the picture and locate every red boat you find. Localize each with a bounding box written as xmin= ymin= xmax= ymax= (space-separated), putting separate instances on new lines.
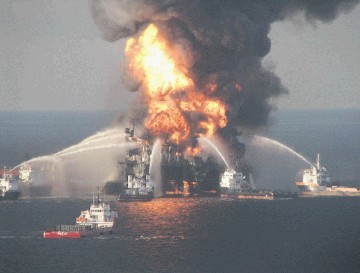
xmin=43 ymin=225 xmax=113 ymax=239
xmin=44 ymin=232 xmax=81 ymax=239
xmin=44 ymin=226 xmax=82 ymax=239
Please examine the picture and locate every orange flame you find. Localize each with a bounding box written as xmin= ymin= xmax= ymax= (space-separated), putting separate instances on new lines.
xmin=145 ymin=99 xmax=190 ymax=144
xmin=184 ymin=146 xmax=202 ymax=157
xmin=125 ymin=24 xmax=228 ymax=144
xmin=125 ymin=24 xmax=193 ymax=98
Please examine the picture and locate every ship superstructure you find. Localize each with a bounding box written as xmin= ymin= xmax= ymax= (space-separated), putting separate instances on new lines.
xmin=295 ymin=153 xmax=360 ymax=197
xmin=118 ymin=120 xmax=154 ymax=201
xmin=295 ymin=153 xmax=330 ymax=192
xmin=19 ymin=163 xmax=53 ymax=196
xmin=220 ymin=169 xmax=273 ymax=200
xmin=76 ymin=188 xmax=118 ymax=227
xmin=0 ymin=168 xmax=21 ymax=200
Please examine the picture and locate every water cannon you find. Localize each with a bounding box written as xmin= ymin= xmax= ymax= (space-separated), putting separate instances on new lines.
xmin=125 ymin=127 xmax=135 ymax=137
xmin=125 ymin=118 xmax=135 ymax=137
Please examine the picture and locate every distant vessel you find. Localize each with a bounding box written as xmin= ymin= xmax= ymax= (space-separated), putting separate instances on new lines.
xmin=19 ymin=163 xmax=53 ymax=196
xmin=220 ymin=170 xmax=274 ymax=200
xmin=118 ymin=120 xmax=154 ymax=202
xmin=118 ymin=174 xmax=154 ymax=201
xmin=295 ymin=153 xmax=360 ymax=197
xmin=0 ymin=168 xmax=21 ymax=200
xmin=43 ymin=187 xmax=118 ymax=238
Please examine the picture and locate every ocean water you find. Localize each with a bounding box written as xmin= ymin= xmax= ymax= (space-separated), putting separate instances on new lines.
xmin=1 ymin=197 xmax=360 ymax=273
xmin=0 ymin=109 xmax=360 ymax=273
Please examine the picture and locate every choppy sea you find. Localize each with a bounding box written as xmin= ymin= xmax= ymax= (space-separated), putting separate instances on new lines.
xmin=0 ymin=109 xmax=359 ymax=273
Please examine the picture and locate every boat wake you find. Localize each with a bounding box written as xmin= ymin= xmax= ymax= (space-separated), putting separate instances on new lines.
xmin=135 ymin=235 xmax=186 ymax=241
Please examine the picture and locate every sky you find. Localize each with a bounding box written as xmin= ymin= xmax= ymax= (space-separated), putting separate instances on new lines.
xmin=1 ymin=0 xmax=359 ymax=111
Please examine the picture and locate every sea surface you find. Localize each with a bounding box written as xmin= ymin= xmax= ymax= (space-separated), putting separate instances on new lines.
xmin=0 ymin=109 xmax=360 ymax=273
xmin=1 ymin=197 xmax=360 ymax=273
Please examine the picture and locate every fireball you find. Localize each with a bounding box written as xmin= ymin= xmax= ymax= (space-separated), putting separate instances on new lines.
xmin=125 ymin=23 xmax=228 ymax=144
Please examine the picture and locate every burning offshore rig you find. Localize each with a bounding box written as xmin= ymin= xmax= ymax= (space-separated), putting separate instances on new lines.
xmin=94 ymin=0 xmax=360 ymax=197
xmin=103 ymin=119 xmax=225 ymax=197
xmin=160 ymin=142 xmax=223 ymax=196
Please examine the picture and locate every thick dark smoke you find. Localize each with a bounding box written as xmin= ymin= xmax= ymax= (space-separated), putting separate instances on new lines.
xmin=89 ymin=0 xmax=359 ymax=159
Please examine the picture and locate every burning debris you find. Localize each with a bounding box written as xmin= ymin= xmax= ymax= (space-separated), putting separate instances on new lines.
xmin=89 ymin=0 xmax=359 ymax=165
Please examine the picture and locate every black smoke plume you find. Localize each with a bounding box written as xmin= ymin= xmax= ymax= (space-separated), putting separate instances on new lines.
xmin=89 ymin=0 xmax=359 ymax=160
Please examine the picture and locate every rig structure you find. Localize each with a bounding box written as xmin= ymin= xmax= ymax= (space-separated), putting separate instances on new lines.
xmin=103 ymin=120 xmax=223 ymax=197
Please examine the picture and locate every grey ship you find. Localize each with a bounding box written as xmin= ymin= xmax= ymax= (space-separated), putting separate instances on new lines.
xmin=295 ymin=153 xmax=360 ymax=197
xmin=0 ymin=168 xmax=21 ymax=200
xmin=18 ymin=163 xmax=53 ymax=196
xmin=220 ymin=169 xmax=274 ymax=200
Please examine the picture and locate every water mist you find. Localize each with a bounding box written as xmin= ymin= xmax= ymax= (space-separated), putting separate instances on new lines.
xmin=149 ymin=139 xmax=163 ymax=197
xmin=13 ymin=127 xmax=137 ymax=196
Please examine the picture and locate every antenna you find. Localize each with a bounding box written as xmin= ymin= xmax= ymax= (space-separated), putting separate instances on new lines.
xmin=96 ymin=186 xmax=100 ymax=205
xmin=130 ymin=118 xmax=135 ymax=137
xmin=316 ymin=153 xmax=320 ymax=170
xmin=92 ymin=189 xmax=95 ymax=205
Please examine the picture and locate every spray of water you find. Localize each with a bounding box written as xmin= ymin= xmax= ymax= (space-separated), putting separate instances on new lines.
xmin=251 ymin=135 xmax=314 ymax=167
xmin=149 ymin=139 xmax=163 ymax=197
xmin=200 ymin=137 xmax=230 ymax=170
xmin=56 ymin=143 xmax=135 ymax=158
xmin=12 ymin=133 xmax=132 ymax=170
xmin=81 ymin=128 xmax=123 ymax=142
xmin=53 ymin=128 xmax=124 ymax=156
xmin=11 ymin=155 xmax=57 ymax=171
xmin=10 ymin=126 xmax=138 ymax=196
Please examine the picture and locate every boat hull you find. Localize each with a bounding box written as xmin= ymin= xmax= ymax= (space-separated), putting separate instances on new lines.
xmin=298 ymin=189 xmax=360 ymax=197
xmin=44 ymin=231 xmax=82 ymax=239
xmin=221 ymin=193 xmax=274 ymax=200
xmin=20 ymin=184 xmax=52 ymax=197
xmin=118 ymin=193 xmax=154 ymax=202
xmin=273 ymin=191 xmax=298 ymax=199
xmin=43 ymin=226 xmax=113 ymax=239
xmin=0 ymin=190 xmax=21 ymax=200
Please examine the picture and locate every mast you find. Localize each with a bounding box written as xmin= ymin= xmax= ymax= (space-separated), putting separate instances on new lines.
xmin=316 ymin=153 xmax=320 ymax=170
xmin=316 ymin=153 xmax=322 ymax=185
xmin=96 ymin=186 xmax=100 ymax=205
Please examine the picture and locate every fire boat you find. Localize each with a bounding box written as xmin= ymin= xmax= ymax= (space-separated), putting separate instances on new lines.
xmin=0 ymin=168 xmax=21 ymax=200
xmin=220 ymin=170 xmax=274 ymax=200
xmin=43 ymin=187 xmax=118 ymax=238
